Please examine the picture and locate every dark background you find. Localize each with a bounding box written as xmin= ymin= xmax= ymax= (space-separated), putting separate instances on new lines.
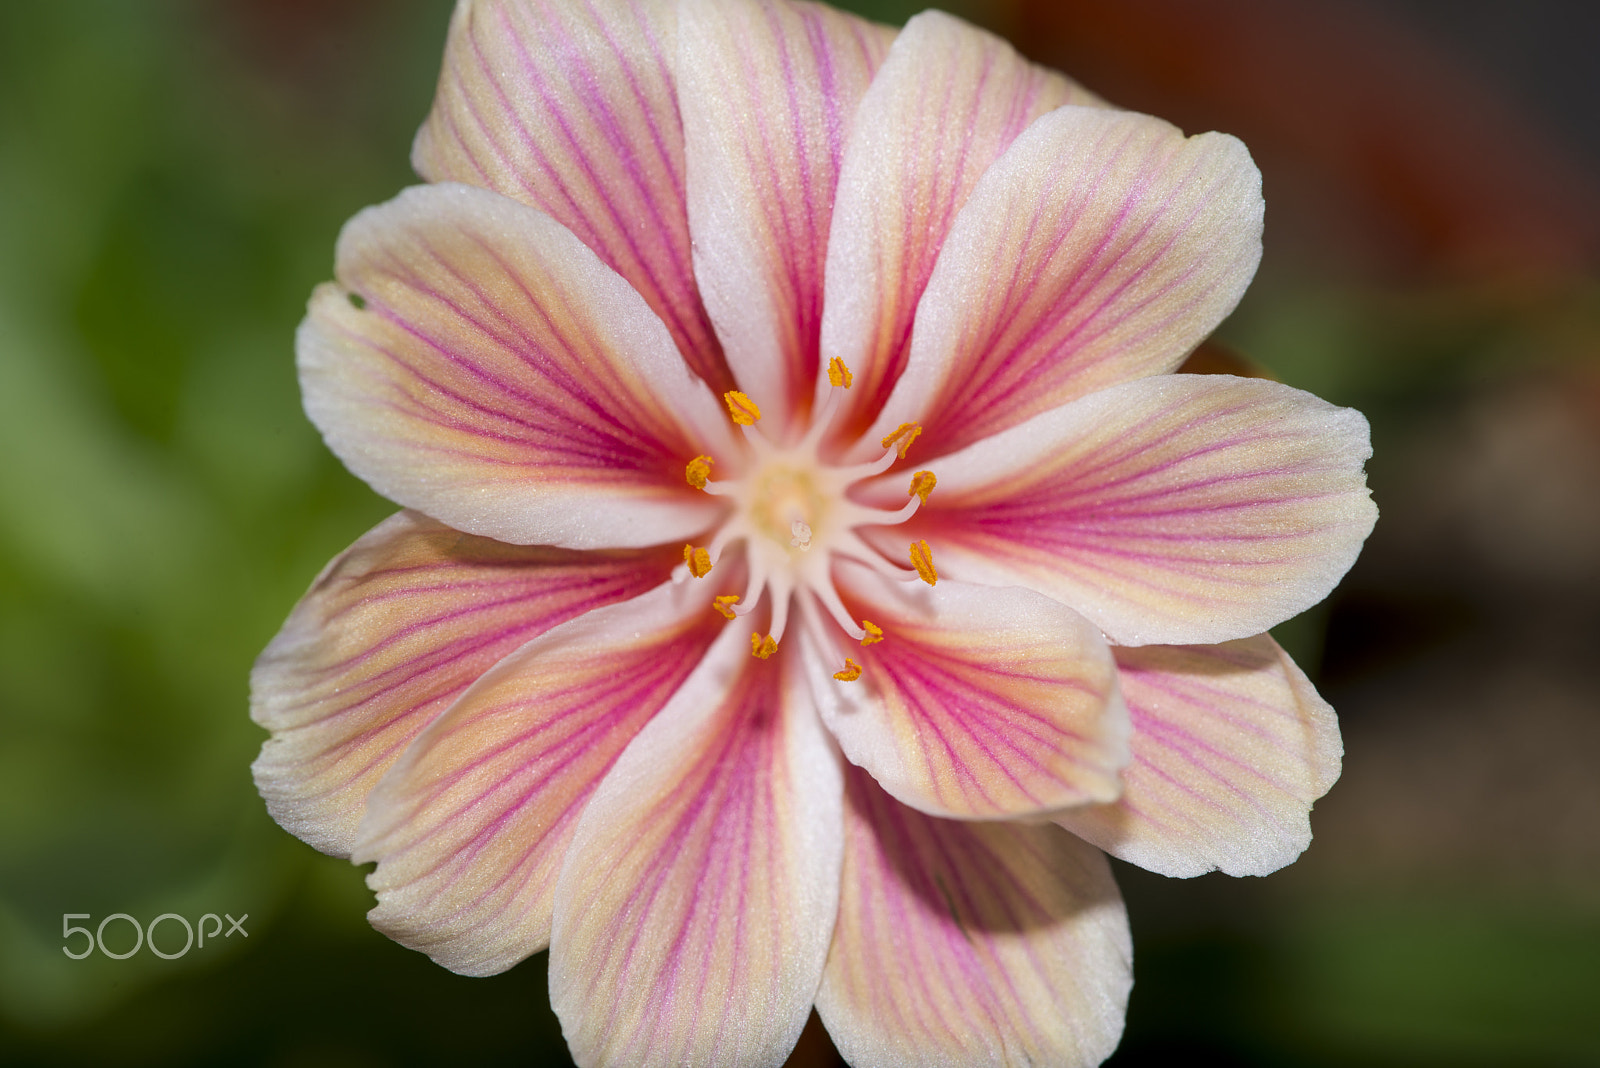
xmin=1 ymin=0 xmax=1596 ymax=1064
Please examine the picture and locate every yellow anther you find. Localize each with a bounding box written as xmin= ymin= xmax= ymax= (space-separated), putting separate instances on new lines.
xmin=751 ymin=632 xmax=779 ymax=659
xmin=714 ymin=595 xmax=740 ymax=620
xmin=881 ymin=421 xmax=922 ymax=459
xmin=724 ymin=390 xmax=762 ymax=426
xmin=833 ymin=658 xmax=863 ymax=682
xmin=908 ymin=470 xmax=936 ymax=504
xmin=909 ymin=539 xmax=937 ymax=586
xmin=827 ymin=357 xmax=854 ymax=389
xmin=683 ymin=544 xmax=712 ymax=578
xmin=685 ymin=455 xmax=713 ymax=489
xmin=860 ymin=620 xmax=884 ymax=646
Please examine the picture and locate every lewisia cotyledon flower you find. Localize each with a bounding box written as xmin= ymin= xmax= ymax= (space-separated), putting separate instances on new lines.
xmin=251 ymin=1 xmax=1376 ymax=1065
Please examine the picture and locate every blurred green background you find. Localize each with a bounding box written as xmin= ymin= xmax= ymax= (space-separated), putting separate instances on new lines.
xmin=1 ymin=0 xmax=1596 ymax=1064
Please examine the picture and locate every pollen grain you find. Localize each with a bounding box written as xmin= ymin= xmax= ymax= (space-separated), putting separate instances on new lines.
xmin=683 ymin=544 xmax=712 ymax=578
xmin=724 ymin=390 xmax=762 ymax=425
xmin=909 ymin=540 xmax=937 ymax=586
xmin=685 ymin=455 xmax=713 ymax=489
xmin=881 ymin=422 xmax=922 ymax=458
xmin=833 ymin=658 xmax=862 ymax=682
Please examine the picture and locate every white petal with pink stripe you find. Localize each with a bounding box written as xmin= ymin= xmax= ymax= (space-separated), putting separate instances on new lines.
xmin=820 ymin=9 xmax=1102 ymax=442
xmin=807 ymin=562 xmax=1129 ymax=820
xmin=868 ymin=104 xmax=1264 ymax=457
xmin=680 ymin=0 xmax=893 ymax=436
xmin=251 ymin=511 xmax=678 ymax=857
xmin=413 ymin=0 xmax=732 ymax=390
xmin=912 ymin=373 xmax=1377 ymax=646
xmin=298 ymin=181 xmax=739 ymax=549
xmin=1057 ymin=635 xmax=1343 ymax=878
xmin=549 ymin=624 xmax=842 ymax=1068
xmin=352 ymin=578 xmax=726 ymax=977
xmin=817 ymin=765 xmax=1131 ymax=1068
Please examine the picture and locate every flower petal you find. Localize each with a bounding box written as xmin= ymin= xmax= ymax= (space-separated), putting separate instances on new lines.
xmin=351 ymin=576 xmax=727 ymax=977
xmin=914 ymin=374 xmax=1378 ymax=646
xmin=250 ymin=511 xmax=676 ymax=857
xmin=679 ymin=0 xmax=893 ymax=434
xmin=816 ymin=764 xmax=1131 ymax=1068
xmin=413 ymin=0 xmax=730 ymax=390
xmin=820 ymin=10 xmax=1102 ymax=442
xmin=299 ymin=181 xmax=739 ymax=548
xmin=549 ymin=626 xmax=842 ymax=1068
xmin=1056 ymin=635 xmax=1342 ymax=878
xmin=811 ymin=563 xmax=1129 ymax=820
xmin=870 ymin=105 xmax=1264 ymax=457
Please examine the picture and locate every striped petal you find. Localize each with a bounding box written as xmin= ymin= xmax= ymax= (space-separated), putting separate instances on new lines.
xmin=868 ymin=106 xmax=1264 ymax=458
xmin=816 ymin=764 xmax=1131 ymax=1068
xmin=351 ymin=577 xmax=726 ymax=977
xmin=413 ymin=0 xmax=730 ymax=391
xmin=679 ymin=0 xmax=893 ymax=434
xmin=549 ymin=625 xmax=842 ymax=1068
xmin=250 ymin=511 xmax=675 ymax=857
xmin=820 ymin=10 xmax=1102 ymax=443
xmin=1056 ymin=635 xmax=1343 ymax=878
xmin=915 ymin=374 xmax=1378 ymax=646
xmin=811 ymin=562 xmax=1129 ymax=820
xmin=298 ymin=181 xmax=740 ymax=549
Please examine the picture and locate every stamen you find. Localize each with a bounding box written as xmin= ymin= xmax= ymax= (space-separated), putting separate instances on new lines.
xmin=860 ymin=620 xmax=884 ymax=645
xmin=908 ymin=470 xmax=936 ymax=504
xmin=881 ymin=422 xmax=922 ymax=459
xmin=685 ymin=455 xmax=713 ymax=489
xmin=766 ymin=575 xmax=794 ymax=645
xmin=832 ymin=530 xmax=919 ymax=583
xmin=705 ymin=526 xmax=741 ymax=565
xmin=800 ymin=359 xmax=855 ymax=450
xmin=724 ymin=390 xmax=762 ymax=426
xmin=826 ymin=357 xmax=853 ymax=389
xmin=683 ymin=544 xmax=712 ymax=578
xmin=832 ymin=448 xmax=901 ymax=483
xmin=848 ymin=499 xmax=920 ymax=526
xmin=813 ymin=582 xmax=866 ymax=642
xmin=730 ymin=556 xmax=769 ymax=617
xmin=714 ymin=595 xmax=740 ymax=619
xmin=908 ymin=540 xmax=937 ymax=586
xmin=833 ymin=658 xmax=862 ymax=682
xmin=790 ymin=520 xmax=813 ymax=550
xmin=750 ymin=632 xmax=779 ymax=659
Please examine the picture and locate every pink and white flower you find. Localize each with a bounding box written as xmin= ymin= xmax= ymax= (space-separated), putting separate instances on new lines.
xmin=251 ymin=1 xmax=1376 ymax=1065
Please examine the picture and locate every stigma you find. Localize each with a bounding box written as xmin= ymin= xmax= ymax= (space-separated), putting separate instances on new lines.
xmin=673 ymin=361 xmax=937 ymax=671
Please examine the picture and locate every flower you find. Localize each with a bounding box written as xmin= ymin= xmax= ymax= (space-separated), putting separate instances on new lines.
xmin=251 ymin=1 xmax=1376 ymax=1065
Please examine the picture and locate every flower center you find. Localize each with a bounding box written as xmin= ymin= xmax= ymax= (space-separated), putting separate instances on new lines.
xmin=748 ymin=464 xmax=827 ymax=553
xmin=677 ymin=360 xmax=937 ymax=676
